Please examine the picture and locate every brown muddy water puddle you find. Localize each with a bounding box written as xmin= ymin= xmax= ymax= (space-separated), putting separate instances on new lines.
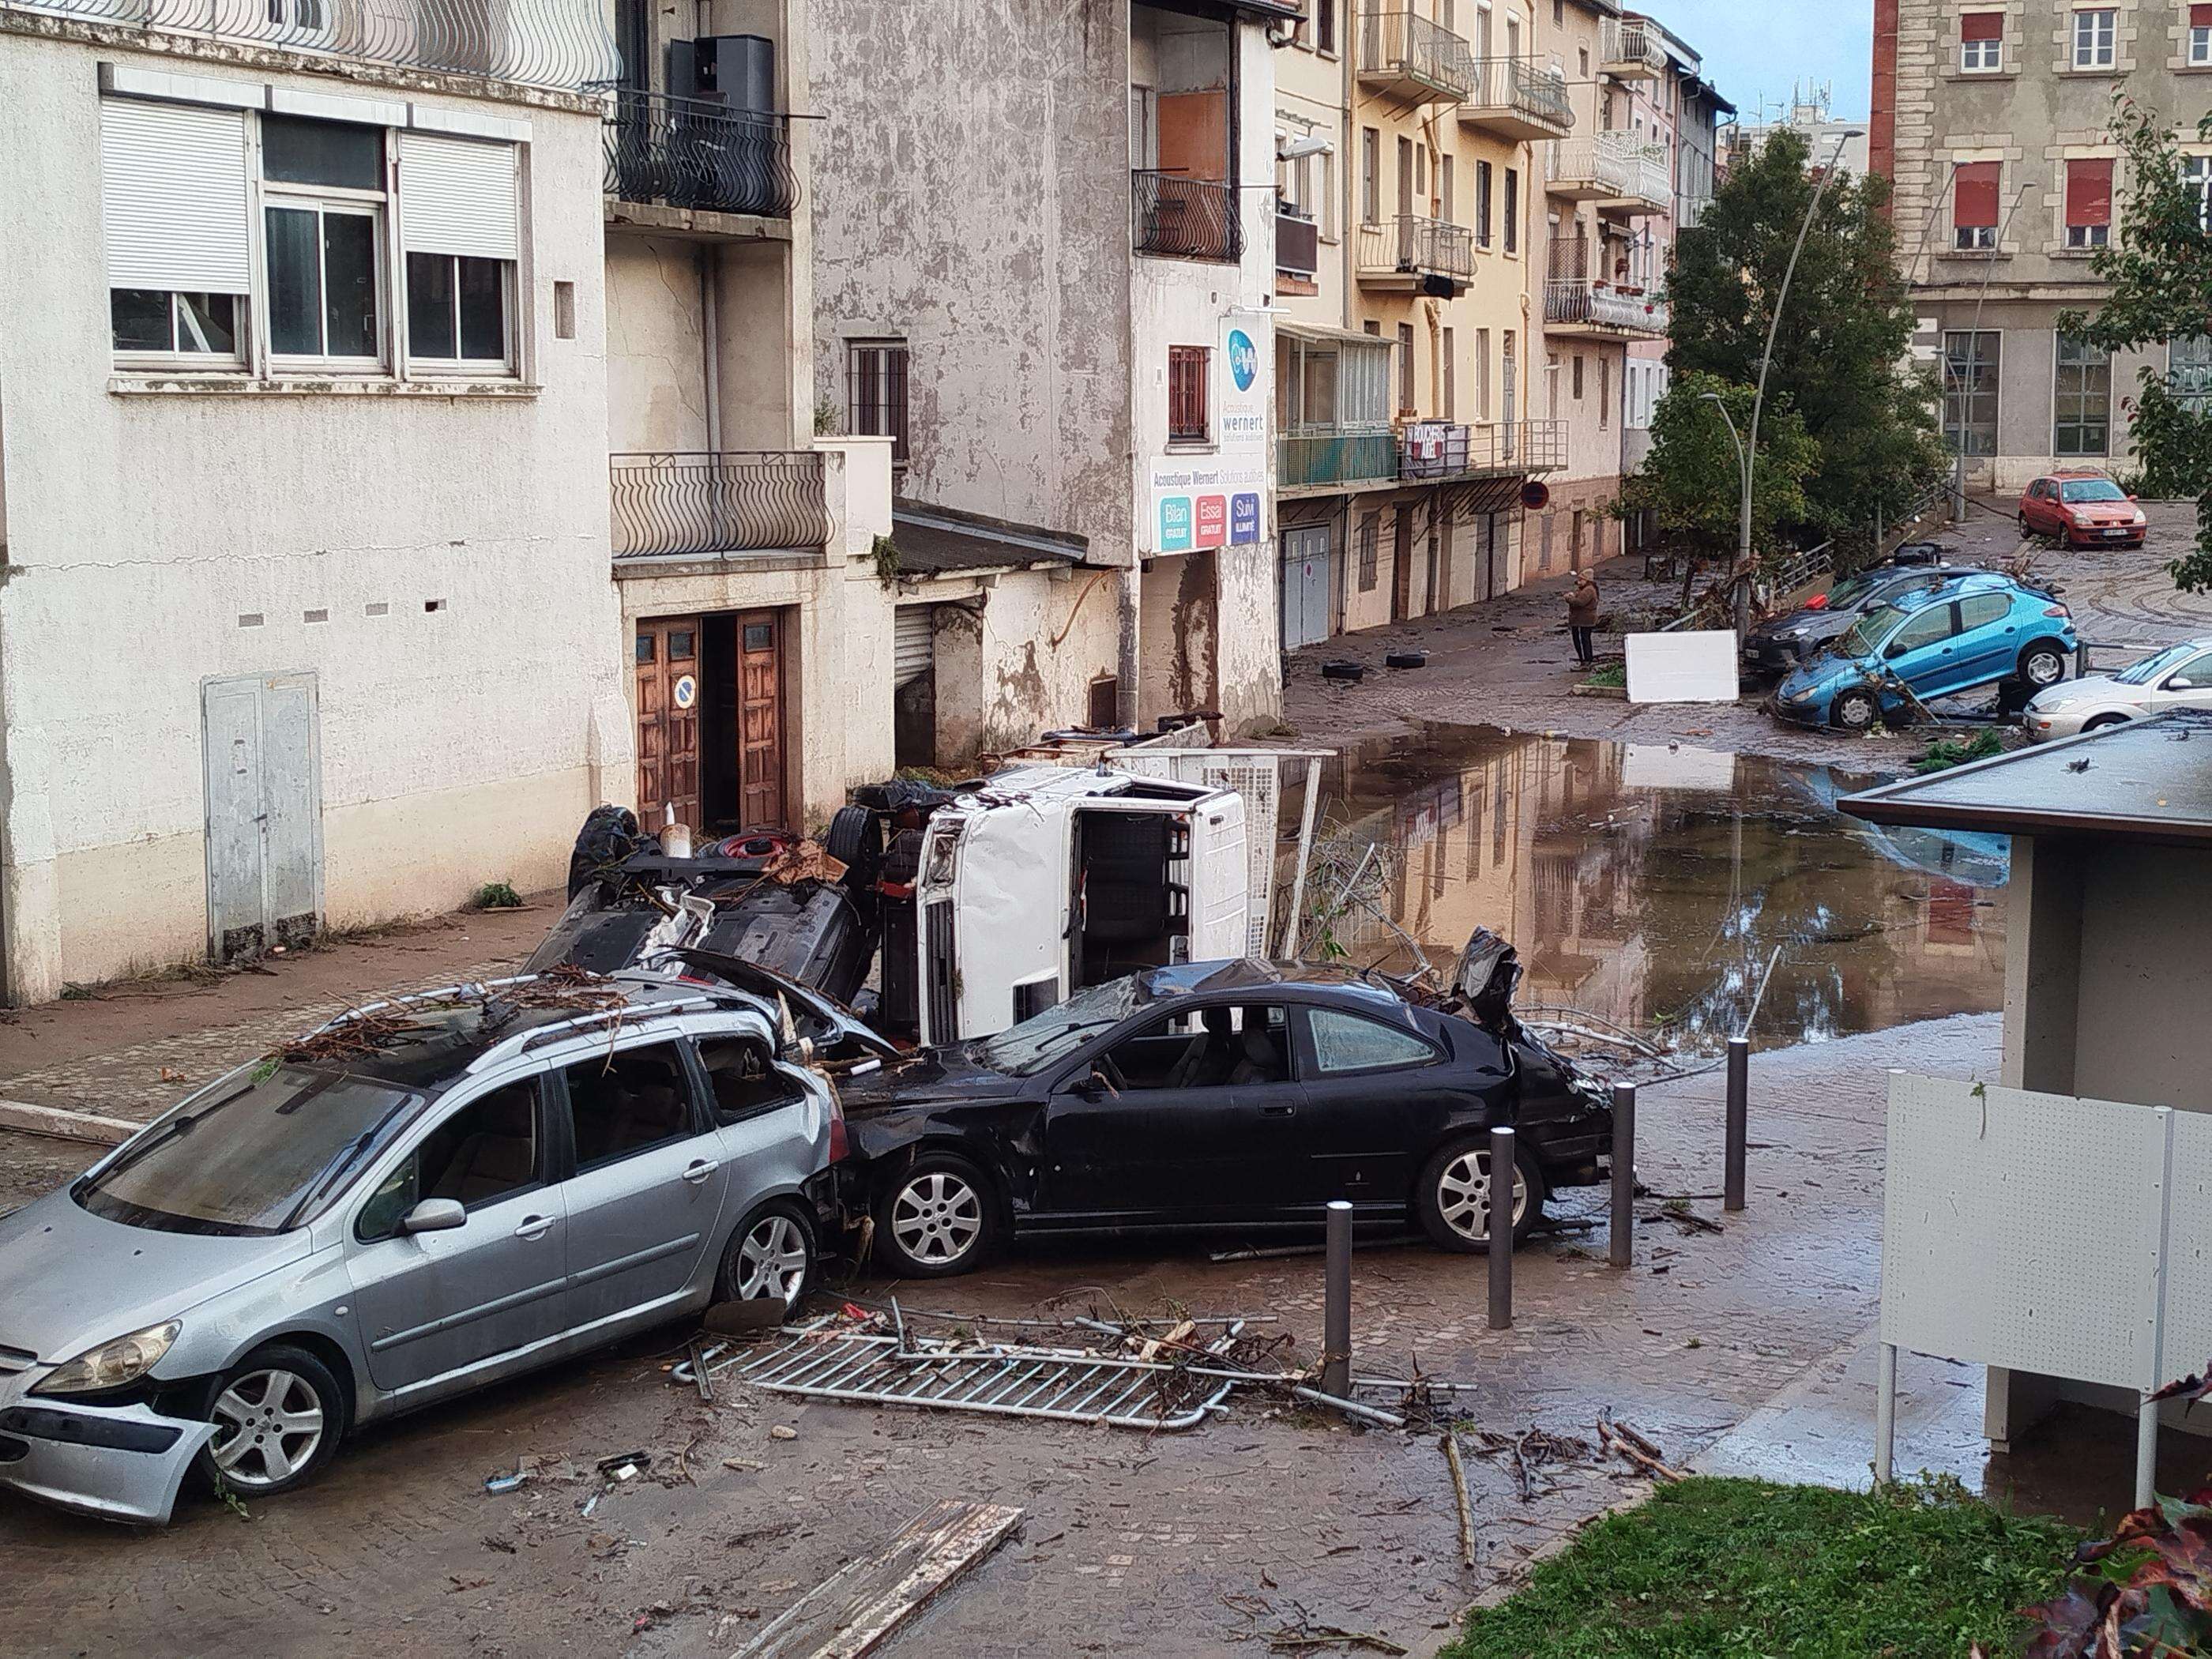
xmin=1297 ymin=724 xmax=2007 ymax=1051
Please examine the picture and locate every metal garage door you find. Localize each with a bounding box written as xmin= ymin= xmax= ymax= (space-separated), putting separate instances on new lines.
xmin=202 ymin=672 xmax=322 ymax=962
xmin=894 ymin=605 xmax=937 ymax=769
xmin=1278 ymin=528 xmax=1332 ymax=650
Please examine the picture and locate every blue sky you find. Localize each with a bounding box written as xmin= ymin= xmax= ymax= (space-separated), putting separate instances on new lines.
xmin=1647 ymin=0 xmax=1874 ymax=124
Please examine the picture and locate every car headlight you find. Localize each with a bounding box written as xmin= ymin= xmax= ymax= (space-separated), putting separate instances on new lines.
xmin=31 ymin=1320 xmax=182 ymax=1395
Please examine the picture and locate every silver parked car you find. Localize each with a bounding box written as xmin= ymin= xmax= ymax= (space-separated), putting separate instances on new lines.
xmin=2024 ymin=637 xmax=2212 ymax=740
xmin=0 ymin=974 xmax=843 ymax=1525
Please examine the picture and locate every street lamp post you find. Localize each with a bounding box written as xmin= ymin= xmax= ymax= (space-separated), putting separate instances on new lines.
xmin=1731 ymin=128 xmax=1864 ymax=630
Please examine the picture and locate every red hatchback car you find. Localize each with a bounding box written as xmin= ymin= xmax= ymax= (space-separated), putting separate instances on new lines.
xmin=2018 ymin=471 xmax=2147 ymax=548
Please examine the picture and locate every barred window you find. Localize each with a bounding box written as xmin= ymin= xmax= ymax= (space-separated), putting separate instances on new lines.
xmin=1356 ymin=514 xmax=1379 ymax=591
xmin=1168 ymin=344 xmax=1210 ymax=442
xmin=848 ymin=339 xmax=910 ymax=465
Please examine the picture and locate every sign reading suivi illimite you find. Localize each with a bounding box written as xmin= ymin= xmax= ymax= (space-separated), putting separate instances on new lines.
xmin=1148 ymin=309 xmax=1270 ymax=555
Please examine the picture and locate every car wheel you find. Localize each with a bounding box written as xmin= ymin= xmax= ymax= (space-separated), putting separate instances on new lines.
xmin=1415 ymin=1135 xmax=1545 ymax=1255
xmin=2018 ymin=513 xmax=2032 ymax=538
xmin=1831 ymin=689 xmax=1880 ymax=732
xmin=875 ymin=1153 xmax=999 ymax=1277
xmin=196 ymin=1343 xmax=346 ymax=1499
xmin=822 ymin=805 xmax=881 ymax=890
xmin=2083 ymin=713 xmax=2130 ymax=732
xmin=2019 ymin=642 xmax=2067 ymax=688
xmin=717 ymin=1201 xmax=817 ymax=1311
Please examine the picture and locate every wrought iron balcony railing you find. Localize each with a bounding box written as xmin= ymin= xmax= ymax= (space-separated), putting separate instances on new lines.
xmin=604 ymin=92 xmax=796 ymax=219
xmin=1133 ymin=171 xmax=1243 ymax=262
xmin=1278 ymin=429 xmax=1398 ymax=489
xmin=1454 ymin=55 xmax=1574 ymax=135
xmin=610 ymin=451 xmax=830 ymax=559
xmin=1600 ymin=17 xmax=1667 ymax=76
xmin=1544 ymin=277 xmax=1670 ymax=335
xmin=1359 ymin=8 xmax=1473 ymax=100
xmin=1357 ymin=214 xmax=1476 ymax=284
xmin=12 ymin=0 xmax=619 ymax=90
xmin=1547 ymin=132 xmax=1670 ymax=209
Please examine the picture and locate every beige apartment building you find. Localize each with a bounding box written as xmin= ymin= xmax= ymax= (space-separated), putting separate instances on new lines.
xmin=1273 ymin=1 xmax=1725 ymax=645
xmin=1872 ymin=0 xmax=2212 ymax=492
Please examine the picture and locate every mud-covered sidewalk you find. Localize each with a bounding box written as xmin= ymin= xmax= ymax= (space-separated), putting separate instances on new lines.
xmin=1284 ymin=498 xmax=2212 ymax=768
xmin=1 ymin=1006 xmax=2021 ymax=1658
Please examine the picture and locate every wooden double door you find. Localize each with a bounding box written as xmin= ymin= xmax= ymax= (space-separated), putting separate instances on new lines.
xmin=634 ymin=608 xmax=788 ymax=834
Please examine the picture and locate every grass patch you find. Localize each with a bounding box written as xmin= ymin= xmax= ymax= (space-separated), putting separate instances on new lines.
xmin=1911 ymin=729 xmax=2006 ymax=775
xmin=1582 ymin=662 xmax=1627 ymax=690
xmin=1443 ymin=1477 xmax=2081 ymax=1659
xmin=468 ymin=881 xmax=525 ymax=911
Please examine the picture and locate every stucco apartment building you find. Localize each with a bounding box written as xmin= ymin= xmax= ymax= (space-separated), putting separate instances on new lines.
xmin=1270 ymin=1 xmax=1725 ymax=645
xmin=806 ymin=0 xmax=1289 ymax=752
xmin=1872 ymin=0 xmax=2212 ymax=492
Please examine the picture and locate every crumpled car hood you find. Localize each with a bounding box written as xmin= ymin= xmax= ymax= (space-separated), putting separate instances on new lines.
xmin=0 ymin=1187 xmax=309 ymax=1367
xmin=833 ymin=1046 xmax=1029 ymax=1115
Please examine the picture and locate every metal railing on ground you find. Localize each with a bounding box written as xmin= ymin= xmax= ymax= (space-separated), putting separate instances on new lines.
xmin=608 ymin=451 xmax=830 ymax=558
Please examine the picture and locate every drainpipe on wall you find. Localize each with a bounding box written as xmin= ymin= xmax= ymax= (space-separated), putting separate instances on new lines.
xmin=700 ymin=246 xmax=722 ymax=452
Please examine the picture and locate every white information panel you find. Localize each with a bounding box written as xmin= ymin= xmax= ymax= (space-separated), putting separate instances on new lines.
xmin=1624 ymin=630 xmax=1740 ymax=705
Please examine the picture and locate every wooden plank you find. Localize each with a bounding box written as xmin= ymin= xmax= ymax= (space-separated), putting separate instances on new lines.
xmin=0 ymin=1098 xmax=138 ymax=1146
xmin=733 ymin=1499 xmax=1024 ymax=1659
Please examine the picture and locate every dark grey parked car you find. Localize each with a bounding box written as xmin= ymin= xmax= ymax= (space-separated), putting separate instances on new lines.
xmin=0 ymin=974 xmax=841 ymax=1525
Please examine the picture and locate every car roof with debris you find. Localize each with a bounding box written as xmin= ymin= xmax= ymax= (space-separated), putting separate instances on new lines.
xmin=1127 ymin=959 xmax=1412 ymax=1008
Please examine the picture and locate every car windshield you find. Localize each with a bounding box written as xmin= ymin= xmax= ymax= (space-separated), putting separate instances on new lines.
xmin=2115 ymin=642 xmax=2200 ymax=686
xmin=1836 ymin=599 xmax=1913 ymax=659
xmin=976 ymin=976 xmax=1153 ymax=1076
xmin=2060 ymin=480 xmax=2126 ymax=503
xmin=77 ymin=1064 xmax=423 ymax=1236
xmin=1823 ymin=570 xmax=1883 ymax=610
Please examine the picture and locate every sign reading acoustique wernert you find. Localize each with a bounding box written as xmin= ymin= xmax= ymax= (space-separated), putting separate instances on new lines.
xmin=1146 ymin=309 xmax=1270 ymax=556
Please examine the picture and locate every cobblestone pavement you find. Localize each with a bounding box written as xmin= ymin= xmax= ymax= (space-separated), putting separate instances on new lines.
xmin=0 ymin=1014 xmax=2003 ymax=1658
xmin=1284 ymin=497 xmax=2211 ymax=768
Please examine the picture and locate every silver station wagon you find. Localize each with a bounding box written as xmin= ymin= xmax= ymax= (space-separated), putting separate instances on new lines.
xmin=0 ymin=973 xmax=843 ymax=1525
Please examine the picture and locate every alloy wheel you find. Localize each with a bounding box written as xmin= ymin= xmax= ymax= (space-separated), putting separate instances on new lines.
xmin=209 ymin=1367 xmax=325 ymax=1489
xmin=1436 ymin=1149 xmax=1528 ymax=1244
xmin=2025 ymin=651 xmax=2064 ymax=687
xmin=737 ymin=1213 xmax=811 ymax=1308
xmin=890 ymin=1171 xmax=983 ymax=1266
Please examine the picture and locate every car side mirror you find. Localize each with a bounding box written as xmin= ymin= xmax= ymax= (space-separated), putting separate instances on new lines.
xmin=398 ymin=1198 xmax=466 ymax=1236
xmin=1886 ymin=639 xmax=1912 ymax=660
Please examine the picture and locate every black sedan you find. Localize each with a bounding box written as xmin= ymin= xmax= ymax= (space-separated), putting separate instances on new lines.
xmin=835 ymin=961 xmax=1616 ymax=1277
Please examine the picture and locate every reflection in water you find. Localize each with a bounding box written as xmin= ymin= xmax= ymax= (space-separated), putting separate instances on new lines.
xmin=1304 ymin=724 xmax=2008 ymax=1051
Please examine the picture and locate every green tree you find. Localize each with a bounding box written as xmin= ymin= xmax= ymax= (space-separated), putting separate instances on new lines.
xmin=1617 ymin=372 xmax=1817 ymax=562
xmin=2058 ymin=103 xmax=2212 ymax=592
xmin=1665 ymin=129 xmax=1948 ymax=546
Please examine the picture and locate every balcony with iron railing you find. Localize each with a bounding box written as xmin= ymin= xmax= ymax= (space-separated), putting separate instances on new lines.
xmin=1546 ymin=132 xmax=1669 ymax=213
xmin=1599 ymin=17 xmax=1667 ymax=79
xmin=1454 ymin=56 xmax=1574 ymax=142
xmin=1133 ymin=171 xmax=1243 ymax=262
xmin=12 ymin=0 xmax=619 ymax=90
xmin=604 ymin=92 xmax=797 ymax=221
xmin=1544 ymin=276 xmax=1670 ymax=338
xmin=1278 ymin=429 xmax=1398 ymax=492
xmin=610 ymin=451 xmax=830 ymax=559
xmin=1356 ymin=214 xmax=1475 ymax=290
xmin=1400 ymin=420 xmax=1567 ymax=479
xmin=1359 ymin=8 xmax=1473 ymax=103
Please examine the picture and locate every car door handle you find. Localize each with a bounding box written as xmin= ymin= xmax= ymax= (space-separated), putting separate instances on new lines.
xmin=513 ymin=1215 xmax=555 ymax=1241
xmin=681 ymin=1159 xmax=720 ymax=1185
xmin=1258 ymin=1103 xmax=1297 ymax=1119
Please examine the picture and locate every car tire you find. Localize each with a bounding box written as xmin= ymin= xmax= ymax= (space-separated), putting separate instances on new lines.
xmin=873 ymin=1153 xmax=1000 ymax=1277
xmin=1414 ymin=1134 xmax=1545 ymax=1255
xmin=823 ymin=805 xmax=882 ymax=890
xmin=2018 ymin=641 xmax=2068 ymax=689
xmin=716 ymin=1200 xmax=818 ymax=1311
xmin=1831 ymin=689 xmax=1880 ymax=732
xmin=2018 ymin=513 xmax=2032 ymax=538
xmin=193 ymin=1342 xmax=348 ymax=1500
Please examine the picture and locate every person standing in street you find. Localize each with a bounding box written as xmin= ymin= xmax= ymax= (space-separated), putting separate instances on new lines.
xmin=1567 ymin=568 xmax=1601 ymax=668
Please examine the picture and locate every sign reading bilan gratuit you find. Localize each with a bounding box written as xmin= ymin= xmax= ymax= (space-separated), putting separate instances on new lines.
xmin=1147 ymin=310 xmax=1270 ymax=555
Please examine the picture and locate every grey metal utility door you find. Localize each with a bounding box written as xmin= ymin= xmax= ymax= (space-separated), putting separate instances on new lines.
xmin=1280 ymin=528 xmax=1332 ymax=650
xmin=202 ymin=672 xmax=323 ymax=961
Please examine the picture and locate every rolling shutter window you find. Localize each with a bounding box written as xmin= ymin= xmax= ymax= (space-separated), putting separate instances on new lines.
xmin=100 ymin=99 xmax=250 ymax=293
xmin=1954 ymin=162 xmax=1999 ymax=228
xmin=2196 ymin=3 xmax=2212 ymax=25
xmin=2067 ymin=158 xmax=2113 ymax=228
xmin=397 ymin=133 xmax=519 ymax=261
xmin=893 ymin=607 xmax=935 ymax=687
xmin=1959 ymin=11 xmax=2003 ymax=40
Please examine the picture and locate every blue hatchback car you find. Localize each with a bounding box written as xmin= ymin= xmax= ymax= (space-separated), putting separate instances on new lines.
xmin=1772 ymin=572 xmax=2078 ymax=731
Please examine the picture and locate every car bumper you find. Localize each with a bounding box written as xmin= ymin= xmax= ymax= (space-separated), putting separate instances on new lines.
xmin=2023 ymin=708 xmax=2093 ymax=743
xmin=1741 ymin=641 xmax=1804 ymax=677
xmin=0 ymin=1398 xmax=216 ymax=1526
xmin=1770 ymin=693 xmax=1829 ymax=728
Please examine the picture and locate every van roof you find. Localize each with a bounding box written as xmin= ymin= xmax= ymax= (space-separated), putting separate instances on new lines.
xmin=962 ymin=764 xmax=1224 ymax=806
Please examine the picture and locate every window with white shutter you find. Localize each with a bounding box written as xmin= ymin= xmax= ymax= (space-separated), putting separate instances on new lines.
xmin=399 ymin=133 xmax=519 ymax=369
xmin=102 ymin=98 xmax=250 ymax=363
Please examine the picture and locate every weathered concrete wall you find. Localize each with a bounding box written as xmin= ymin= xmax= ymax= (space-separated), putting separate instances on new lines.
xmin=0 ymin=32 xmax=626 ymax=1000
xmin=914 ymin=566 xmax=1121 ymax=762
xmin=607 ymin=235 xmax=713 ymax=452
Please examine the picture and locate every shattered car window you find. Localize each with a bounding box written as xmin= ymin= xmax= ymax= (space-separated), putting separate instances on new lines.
xmin=79 ymin=1066 xmax=423 ymax=1236
xmin=977 ymin=977 xmax=1152 ymax=1076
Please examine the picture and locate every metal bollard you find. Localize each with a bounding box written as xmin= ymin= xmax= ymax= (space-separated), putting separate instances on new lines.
xmin=1725 ymin=1036 xmax=1748 ymax=1213
xmin=1487 ymin=1125 xmax=1515 ymax=1330
xmin=1609 ymin=1084 xmax=1636 ymax=1269
xmin=1322 ymin=1199 xmax=1352 ymax=1398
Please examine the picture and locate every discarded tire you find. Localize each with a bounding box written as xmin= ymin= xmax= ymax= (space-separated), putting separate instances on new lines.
xmin=1386 ymin=651 xmax=1428 ymax=670
xmin=1321 ymin=660 xmax=1366 ymax=683
xmin=823 ymin=803 xmax=882 ymax=888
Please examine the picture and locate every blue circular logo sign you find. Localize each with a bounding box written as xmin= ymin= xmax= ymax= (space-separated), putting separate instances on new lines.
xmin=1227 ymin=328 xmax=1258 ymax=393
